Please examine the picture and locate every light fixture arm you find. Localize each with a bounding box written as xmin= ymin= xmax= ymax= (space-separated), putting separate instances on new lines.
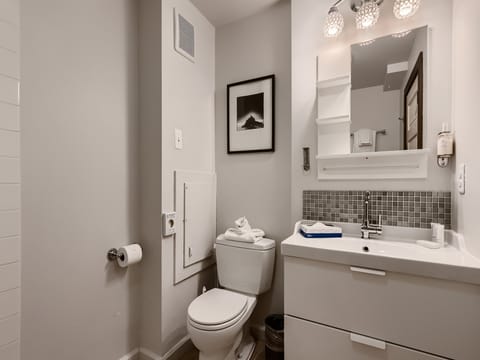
xmin=350 ymin=0 xmax=384 ymax=12
xmin=329 ymin=0 xmax=385 ymax=13
xmin=332 ymin=0 xmax=346 ymax=8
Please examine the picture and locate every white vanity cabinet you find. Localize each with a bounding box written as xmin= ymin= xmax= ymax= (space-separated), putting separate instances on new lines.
xmin=285 ymin=316 xmax=446 ymax=360
xmin=284 ymin=256 xmax=480 ymax=360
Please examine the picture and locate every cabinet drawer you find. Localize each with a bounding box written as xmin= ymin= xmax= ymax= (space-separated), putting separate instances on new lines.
xmin=285 ymin=316 xmax=447 ymax=360
xmin=285 ymin=256 xmax=480 ymax=359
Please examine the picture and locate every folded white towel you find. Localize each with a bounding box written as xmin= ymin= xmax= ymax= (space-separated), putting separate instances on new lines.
xmin=224 ymin=228 xmax=265 ymax=243
xmin=224 ymin=217 xmax=265 ymax=243
xmin=300 ymin=222 xmax=342 ymax=234
xmin=357 ymin=128 xmax=374 ymax=146
xmin=353 ymin=128 xmax=376 ymax=153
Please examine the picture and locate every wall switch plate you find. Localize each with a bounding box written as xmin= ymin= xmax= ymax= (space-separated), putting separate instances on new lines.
xmin=457 ymin=163 xmax=466 ymax=195
xmin=162 ymin=212 xmax=177 ymax=236
xmin=175 ymin=128 xmax=183 ymax=149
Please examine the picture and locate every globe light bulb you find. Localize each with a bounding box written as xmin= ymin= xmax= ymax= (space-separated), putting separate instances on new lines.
xmin=393 ymin=0 xmax=421 ymax=19
xmin=324 ymin=7 xmax=344 ymax=38
xmin=356 ymin=0 xmax=380 ymax=30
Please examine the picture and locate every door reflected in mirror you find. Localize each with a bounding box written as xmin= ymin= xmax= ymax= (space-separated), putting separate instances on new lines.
xmin=351 ymin=26 xmax=427 ymax=153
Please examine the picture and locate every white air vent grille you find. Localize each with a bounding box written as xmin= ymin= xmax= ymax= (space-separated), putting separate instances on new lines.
xmin=174 ymin=9 xmax=195 ymax=62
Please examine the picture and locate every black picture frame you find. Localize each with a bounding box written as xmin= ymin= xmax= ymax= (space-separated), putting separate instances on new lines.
xmin=227 ymin=75 xmax=275 ymax=154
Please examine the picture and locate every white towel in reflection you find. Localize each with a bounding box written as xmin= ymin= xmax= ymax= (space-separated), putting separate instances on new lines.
xmin=353 ymin=128 xmax=376 ymax=153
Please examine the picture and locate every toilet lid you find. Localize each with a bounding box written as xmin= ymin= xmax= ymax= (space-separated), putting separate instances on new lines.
xmin=188 ymin=289 xmax=248 ymax=326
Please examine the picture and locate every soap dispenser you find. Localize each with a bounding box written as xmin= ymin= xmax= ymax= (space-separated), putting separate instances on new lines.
xmin=437 ymin=123 xmax=454 ymax=168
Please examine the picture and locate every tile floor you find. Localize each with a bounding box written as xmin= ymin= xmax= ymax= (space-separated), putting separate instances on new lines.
xmin=180 ymin=341 xmax=266 ymax=360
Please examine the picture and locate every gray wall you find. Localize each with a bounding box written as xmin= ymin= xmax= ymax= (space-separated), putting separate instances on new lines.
xmin=215 ymin=0 xmax=292 ymax=324
xmin=20 ymin=1 xmax=140 ymax=358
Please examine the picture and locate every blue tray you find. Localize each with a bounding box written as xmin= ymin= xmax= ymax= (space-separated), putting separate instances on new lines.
xmin=300 ymin=229 xmax=342 ymax=238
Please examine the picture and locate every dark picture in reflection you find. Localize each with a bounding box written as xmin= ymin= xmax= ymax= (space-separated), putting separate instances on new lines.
xmin=236 ymin=92 xmax=264 ymax=131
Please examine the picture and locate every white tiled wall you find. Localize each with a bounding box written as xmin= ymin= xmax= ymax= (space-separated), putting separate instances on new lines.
xmin=0 ymin=0 xmax=20 ymax=358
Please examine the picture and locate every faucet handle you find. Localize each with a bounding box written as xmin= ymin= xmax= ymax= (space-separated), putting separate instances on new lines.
xmin=364 ymin=191 xmax=371 ymax=201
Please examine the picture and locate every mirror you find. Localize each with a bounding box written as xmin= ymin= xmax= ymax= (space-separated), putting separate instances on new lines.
xmin=351 ymin=26 xmax=427 ymax=153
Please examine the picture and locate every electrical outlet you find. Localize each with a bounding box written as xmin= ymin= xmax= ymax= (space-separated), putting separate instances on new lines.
xmin=457 ymin=163 xmax=466 ymax=195
xmin=162 ymin=212 xmax=177 ymax=236
xmin=175 ymin=128 xmax=183 ymax=149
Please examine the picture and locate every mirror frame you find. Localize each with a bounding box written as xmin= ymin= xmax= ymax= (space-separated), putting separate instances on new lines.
xmin=403 ymin=52 xmax=424 ymax=150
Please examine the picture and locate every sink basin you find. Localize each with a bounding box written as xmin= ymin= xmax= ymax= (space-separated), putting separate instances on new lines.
xmin=281 ymin=222 xmax=480 ymax=285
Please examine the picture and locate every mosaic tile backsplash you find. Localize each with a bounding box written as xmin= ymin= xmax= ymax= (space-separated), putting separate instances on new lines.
xmin=303 ymin=190 xmax=451 ymax=229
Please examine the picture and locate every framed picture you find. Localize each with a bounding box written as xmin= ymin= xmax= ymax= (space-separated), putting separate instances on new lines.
xmin=227 ymin=75 xmax=275 ymax=154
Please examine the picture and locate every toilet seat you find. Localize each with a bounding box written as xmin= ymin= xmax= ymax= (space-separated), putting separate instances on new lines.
xmin=188 ymin=289 xmax=248 ymax=331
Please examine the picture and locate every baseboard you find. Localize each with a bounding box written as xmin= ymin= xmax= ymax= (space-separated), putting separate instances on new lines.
xmin=118 ymin=347 xmax=140 ymax=360
xmin=139 ymin=347 xmax=162 ymax=360
xmin=138 ymin=335 xmax=192 ymax=360
xmin=250 ymin=323 xmax=266 ymax=343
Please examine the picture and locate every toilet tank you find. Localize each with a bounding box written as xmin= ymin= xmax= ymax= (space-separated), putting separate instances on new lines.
xmin=215 ymin=236 xmax=276 ymax=295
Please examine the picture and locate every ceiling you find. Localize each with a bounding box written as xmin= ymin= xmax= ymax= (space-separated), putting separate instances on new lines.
xmin=190 ymin=0 xmax=282 ymax=27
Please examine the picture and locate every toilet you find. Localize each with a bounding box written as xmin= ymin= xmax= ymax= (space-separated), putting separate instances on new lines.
xmin=187 ymin=235 xmax=276 ymax=360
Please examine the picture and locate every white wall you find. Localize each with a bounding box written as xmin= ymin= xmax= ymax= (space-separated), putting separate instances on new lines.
xmin=138 ymin=0 xmax=163 ymax=356
xmin=160 ymin=0 xmax=216 ymax=354
xmin=0 ymin=0 xmax=20 ymax=358
xmin=21 ymin=1 xmax=140 ymax=359
xmin=351 ymin=86 xmax=401 ymax=152
xmin=292 ymin=0 xmax=453 ymax=221
xmin=215 ymin=0 xmax=291 ymax=324
xmin=451 ymin=0 xmax=480 ymax=258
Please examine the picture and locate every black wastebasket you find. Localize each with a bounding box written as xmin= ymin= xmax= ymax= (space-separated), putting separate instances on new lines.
xmin=265 ymin=314 xmax=284 ymax=360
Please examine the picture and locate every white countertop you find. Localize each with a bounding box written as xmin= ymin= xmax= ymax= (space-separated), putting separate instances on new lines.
xmin=281 ymin=224 xmax=480 ymax=285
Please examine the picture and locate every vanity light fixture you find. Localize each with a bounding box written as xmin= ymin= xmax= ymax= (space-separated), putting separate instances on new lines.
xmin=393 ymin=0 xmax=421 ymax=19
xmin=323 ymin=0 xmax=421 ymax=38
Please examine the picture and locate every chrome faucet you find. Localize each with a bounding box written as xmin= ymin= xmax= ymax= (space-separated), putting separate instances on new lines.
xmin=361 ymin=191 xmax=383 ymax=239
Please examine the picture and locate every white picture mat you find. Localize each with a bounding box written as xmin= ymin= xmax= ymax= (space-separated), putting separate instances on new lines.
xmin=229 ymin=78 xmax=273 ymax=152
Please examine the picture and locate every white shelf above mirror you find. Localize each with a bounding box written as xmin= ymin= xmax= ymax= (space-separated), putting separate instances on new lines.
xmin=316 ymin=149 xmax=430 ymax=180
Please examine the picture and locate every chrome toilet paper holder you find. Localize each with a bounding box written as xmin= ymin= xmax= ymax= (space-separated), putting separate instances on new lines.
xmin=107 ymin=248 xmax=125 ymax=262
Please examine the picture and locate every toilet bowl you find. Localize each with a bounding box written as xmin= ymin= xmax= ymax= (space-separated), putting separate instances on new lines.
xmin=187 ymin=288 xmax=257 ymax=360
xmin=186 ymin=236 xmax=276 ymax=360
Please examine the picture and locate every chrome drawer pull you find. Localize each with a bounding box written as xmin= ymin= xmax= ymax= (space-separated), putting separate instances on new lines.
xmin=350 ymin=266 xmax=386 ymax=276
xmin=350 ymin=333 xmax=386 ymax=350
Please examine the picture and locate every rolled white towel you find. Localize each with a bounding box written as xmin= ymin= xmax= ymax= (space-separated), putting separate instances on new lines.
xmin=234 ymin=216 xmax=252 ymax=232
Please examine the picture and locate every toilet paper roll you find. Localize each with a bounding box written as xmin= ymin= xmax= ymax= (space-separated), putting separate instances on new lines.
xmin=117 ymin=244 xmax=142 ymax=268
